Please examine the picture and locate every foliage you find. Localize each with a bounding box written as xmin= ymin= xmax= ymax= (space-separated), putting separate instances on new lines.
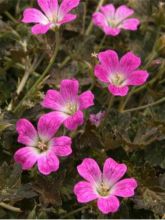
xmin=0 ymin=0 xmax=165 ymax=218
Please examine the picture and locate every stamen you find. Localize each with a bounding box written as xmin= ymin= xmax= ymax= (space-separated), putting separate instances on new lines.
xmin=97 ymin=181 xmax=110 ymax=197
xmin=108 ymin=19 xmax=118 ymax=28
xmin=64 ymin=102 xmax=78 ymax=115
xmin=37 ymin=141 xmax=48 ymax=152
xmin=110 ymin=73 xmax=125 ymax=86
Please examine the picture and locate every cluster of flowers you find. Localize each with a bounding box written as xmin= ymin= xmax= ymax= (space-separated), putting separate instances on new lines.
xmin=14 ymin=0 xmax=149 ymax=214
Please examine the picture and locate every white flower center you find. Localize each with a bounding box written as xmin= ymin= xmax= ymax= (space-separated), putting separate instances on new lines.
xmin=37 ymin=141 xmax=48 ymax=152
xmin=110 ymin=73 xmax=125 ymax=86
xmin=108 ymin=18 xmax=119 ymax=28
xmin=96 ymin=181 xmax=111 ymax=197
xmin=64 ymin=102 xmax=78 ymax=115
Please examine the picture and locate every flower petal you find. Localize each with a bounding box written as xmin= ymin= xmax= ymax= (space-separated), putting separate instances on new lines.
xmin=42 ymin=89 xmax=63 ymax=111
xmin=22 ymin=8 xmax=49 ymax=24
xmin=64 ymin=110 xmax=84 ymax=131
xmin=103 ymin=158 xmax=127 ymax=185
xmin=100 ymin=4 xmax=115 ymax=19
xmin=115 ymin=5 xmax=134 ymax=21
xmin=111 ymin=178 xmax=138 ymax=197
xmin=127 ymin=70 xmax=149 ymax=85
xmin=74 ymin=181 xmax=98 ymax=203
xmin=120 ymin=18 xmax=140 ymax=30
xmin=77 ymin=158 xmax=102 ymax=184
xmin=94 ymin=64 xmax=110 ymax=83
xmin=92 ymin=12 xmax=108 ymax=30
xmin=108 ymin=84 xmax=129 ymax=96
xmin=97 ymin=196 xmax=120 ymax=214
xmin=60 ymin=79 xmax=79 ymax=102
xmin=37 ymin=113 xmax=63 ymax=142
xmin=16 ymin=119 xmax=38 ymax=147
xmin=58 ymin=13 xmax=77 ymax=25
xmin=98 ymin=50 xmax=119 ymax=74
xmin=37 ymin=150 xmax=59 ymax=175
xmin=120 ymin=52 xmax=141 ymax=73
xmin=50 ymin=136 xmax=72 ymax=157
xmin=31 ymin=23 xmax=50 ymax=35
xmin=14 ymin=147 xmax=39 ymax=170
xmin=59 ymin=0 xmax=80 ymax=18
xmin=103 ymin=26 xmax=121 ymax=36
xmin=79 ymin=91 xmax=94 ymax=110
xmin=38 ymin=0 xmax=58 ymax=20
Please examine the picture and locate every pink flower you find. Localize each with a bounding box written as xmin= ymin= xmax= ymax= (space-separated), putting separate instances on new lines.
xmin=89 ymin=111 xmax=105 ymax=127
xmin=74 ymin=158 xmax=137 ymax=214
xmin=14 ymin=115 xmax=72 ymax=175
xmin=95 ymin=50 xmax=149 ymax=96
xmin=42 ymin=79 xmax=94 ymax=131
xmin=92 ymin=4 xmax=140 ymax=36
xmin=22 ymin=0 xmax=80 ymax=35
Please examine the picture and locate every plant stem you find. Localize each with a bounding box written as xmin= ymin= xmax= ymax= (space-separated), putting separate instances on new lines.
xmin=85 ymin=0 xmax=106 ymax=36
xmin=121 ymin=97 xmax=165 ymax=114
xmin=61 ymin=205 xmax=89 ymax=218
xmin=107 ymin=94 xmax=114 ymax=115
xmin=100 ymin=94 xmax=114 ymax=129
xmin=0 ymin=202 xmax=22 ymax=213
xmin=97 ymin=35 xmax=106 ymax=52
xmin=119 ymin=61 xmax=165 ymax=112
xmin=16 ymin=54 xmax=45 ymax=96
xmin=14 ymin=31 xmax=60 ymax=114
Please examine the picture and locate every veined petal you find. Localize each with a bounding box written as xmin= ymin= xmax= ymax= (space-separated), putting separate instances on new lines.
xmin=50 ymin=136 xmax=72 ymax=157
xmin=77 ymin=158 xmax=102 ymax=184
xmin=97 ymin=196 xmax=120 ymax=214
xmin=108 ymin=84 xmax=129 ymax=96
xmin=74 ymin=181 xmax=98 ymax=203
xmin=14 ymin=147 xmax=39 ymax=170
xmin=127 ymin=70 xmax=149 ymax=86
xmin=37 ymin=150 xmax=59 ymax=175
xmin=94 ymin=64 xmax=110 ymax=83
xmin=79 ymin=91 xmax=94 ymax=110
xmin=59 ymin=0 xmax=80 ymax=18
xmin=100 ymin=4 xmax=115 ymax=19
xmin=16 ymin=119 xmax=38 ymax=147
xmin=60 ymin=79 xmax=79 ymax=102
xmin=58 ymin=13 xmax=77 ymax=25
xmin=31 ymin=23 xmax=50 ymax=35
xmin=38 ymin=0 xmax=58 ymax=20
xmin=63 ymin=110 xmax=84 ymax=131
xmin=103 ymin=158 xmax=127 ymax=186
xmin=103 ymin=26 xmax=121 ymax=36
xmin=120 ymin=52 xmax=141 ymax=73
xmin=42 ymin=89 xmax=63 ymax=111
xmin=22 ymin=8 xmax=49 ymax=24
xmin=92 ymin=12 xmax=108 ymax=30
xmin=115 ymin=5 xmax=134 ymax=21
xmin=120 ymin=18 xmax=140 ymax=30
xmin=98 ymin=50 xmax=119 ymax=73
xmin=111 ymin=178 xmax=138 ymax=197
xmin=37 ymin=113 xmax=63 ymax=142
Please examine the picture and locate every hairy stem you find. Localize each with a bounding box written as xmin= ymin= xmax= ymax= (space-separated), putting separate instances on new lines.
xmin=14 ymin=31 xmax=60 ymax=114
xmin=61 ymin=205 xmax=89 ymax=218
xmin=85 ymin=0 xmax=105 ymax=36
xmin=0 ymin=202 xmax=22 ymax=213
xmin=16 ymin=54 xmax=44 ymax=96
xmin=121 ymin=97 xmax=165 ymax=113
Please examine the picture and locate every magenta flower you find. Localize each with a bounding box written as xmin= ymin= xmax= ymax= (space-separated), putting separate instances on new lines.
xmin=14 ymin=115 xmax=72 ymax=175
xmin=42 ymin=79 xmax=94 ymax=131
xmin=22 ymin=0 xmax=80 ymax=35
xmin=95 ymin=50 xmax=149 ymax=96
xmin=74 ymin=158 xmax=137 ymax=214
xmin=92 ymin=4 xmax=140 ymax=36
xmin=89 ymin=111 xmax=105 ymax=127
